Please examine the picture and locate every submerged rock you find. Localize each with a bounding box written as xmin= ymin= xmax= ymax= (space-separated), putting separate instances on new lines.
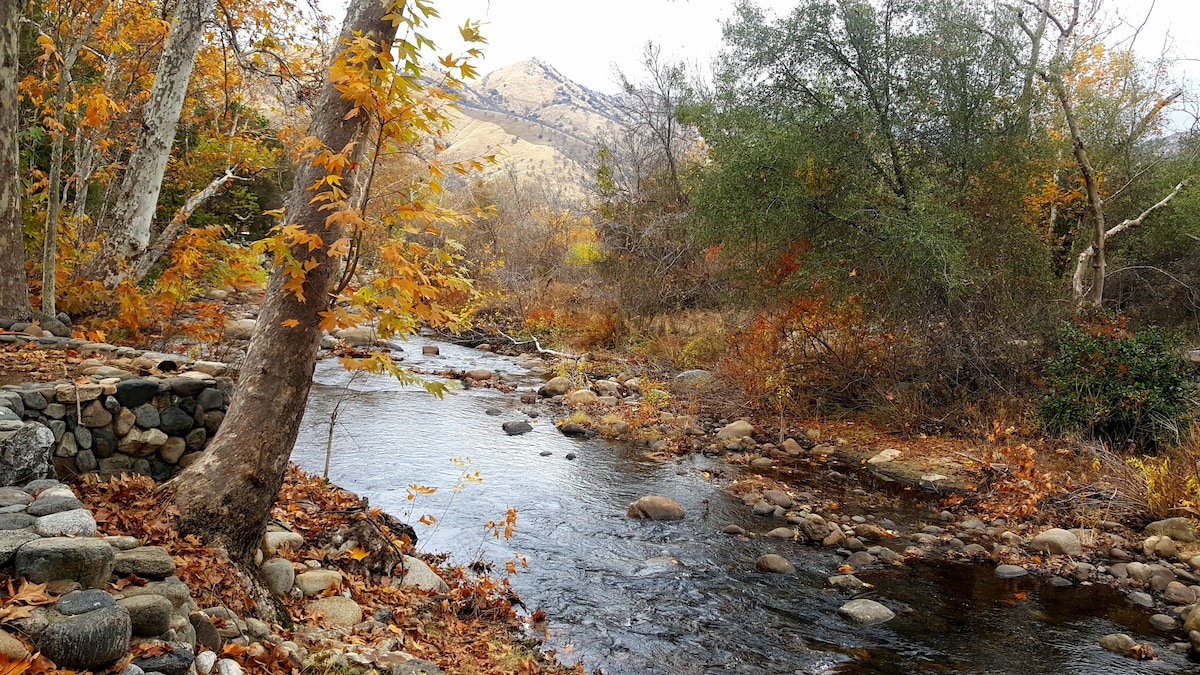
xmin=755 ymin=554 xmax=795 ymax=574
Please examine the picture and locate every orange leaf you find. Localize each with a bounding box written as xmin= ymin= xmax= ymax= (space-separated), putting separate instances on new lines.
xmin=347 ymin=546 xmax=370 ymax=561
xmin=280 ymin=319 xmax=299 ymax=328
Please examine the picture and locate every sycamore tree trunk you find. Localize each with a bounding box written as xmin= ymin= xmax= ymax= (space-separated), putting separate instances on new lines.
xmin=0 ymin=4 xmax=30 ymax=321
xmin=103 ymin=0 xmax=214 ymax=286
xmin=170 ymin=0 xmax=399 ymax=563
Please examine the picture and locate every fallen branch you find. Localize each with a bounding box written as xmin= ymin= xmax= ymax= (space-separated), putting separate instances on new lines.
xmin=497 ymin=330 xmax=582 ymax=359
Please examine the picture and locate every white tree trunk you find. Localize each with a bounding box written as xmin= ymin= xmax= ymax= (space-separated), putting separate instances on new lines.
xmin=0 ymin=3 xmax=30 ymax=320
xmin=104 ymin=0 xmax=214 ymax=285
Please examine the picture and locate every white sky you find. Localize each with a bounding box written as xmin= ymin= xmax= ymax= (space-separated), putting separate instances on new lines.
xmin=318 ymin=0 xmax=1200 ymax=98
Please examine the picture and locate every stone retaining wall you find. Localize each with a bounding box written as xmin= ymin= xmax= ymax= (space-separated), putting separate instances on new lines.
xmin=0 ymin=334 xmax=232 ymax=480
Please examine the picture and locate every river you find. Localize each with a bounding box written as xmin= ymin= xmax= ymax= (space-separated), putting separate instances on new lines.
xmin=290 ymin=337 xmax=1199 ymax=674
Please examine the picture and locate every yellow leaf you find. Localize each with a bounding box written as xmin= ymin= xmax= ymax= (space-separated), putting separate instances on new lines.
xmin=281 ymin=319 xmax=299 ymax=328
xmin=347 ymin=546 xmax=370 ymax=561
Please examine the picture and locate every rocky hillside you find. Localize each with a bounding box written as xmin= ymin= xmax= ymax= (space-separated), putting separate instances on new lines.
xmin=439 ymin=59 xmax=628 ymax=202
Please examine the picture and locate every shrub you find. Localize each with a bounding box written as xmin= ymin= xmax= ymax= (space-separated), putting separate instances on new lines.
xmin=1038 ymin=311 xmax=1194 ymax=449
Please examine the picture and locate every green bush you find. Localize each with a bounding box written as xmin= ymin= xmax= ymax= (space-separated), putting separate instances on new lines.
xmin=1039 ymin=312 xmax=1194 ymax=449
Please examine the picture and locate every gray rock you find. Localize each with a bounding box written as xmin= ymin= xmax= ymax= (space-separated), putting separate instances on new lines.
xmin=190 ymin=613 xmax=222 ymax=653
xmin=166 ymin=377 xmax=207 ymax=397
xmin=1099 ymin=633 xmax=1135 ymax=654
xmin=394 ymin=659 xmax=445 ymax=675
xmin=295 ymin=569 xmax=342 ymax=596
xmin=113 ymin=546 xmax=177 ymax=579
xmin=75 ymin=450 xmax=98 ymax=472
xmin=1128 ymin=591 xmax=1155 ymax=608
xmin=15 ymin=537 xmax=116 ymax=588
xmin=627 ymin=496 xmax=685 ymax=521
xmin=19 ymin=390 xmax=48 ymax=411
xmin=195 ymin=389 xmax=224 ymax=411
xmin=501 ymin=421 xmax=532 ymax=435
xmin=995 ymin=564 xmax=1028 ymax=578
xmin=752 ymin=501 xmax=776 ymax=516
xmin=1167 ymin=581 xmax=1197 ymax=605
xmin=1029 ymin=528 xmax=1083 ymax=556
xmin=118 ymin=577 xmax=191 ymax=610
xmin=79 ymin=400 xmax=113 ymax=428
xmin=27 ymin=494 xmax=85 ymax=517
xmin=55 ymin=589 xmax=116 ymax=616
xmin=537 ymin=376 xmax=572 ymax=398
xmin=0 ymin=423 xmax=54 ymax=486
xmin=306 ymin=596 xmax=362 ymax=626
xmin=158 ymin=407 xmax=193 ymax=435
xmin=755 ymin=554 xmax=795 ymax=574
xmin=74 ymin=425 xmax=92 ymax=450
xmin=838 ymin=599 xmax=896 ymax=626
xmin=0 ymin=530 xmax=38 ymax=564
xmin=0 ymin=487 xmax=31 ymax=507
xmin=762 ymin=490 xmax=793 ymax=508
xmin=829 ymin=574 xmax=867 ymax=590
xmin=118 ymin=595 xmax=174 ymax=637
xmin=716 ymin=420 xmax=754 ymax=439
xmin=261 ymin=558 xmax=295 ymax=596
xmin=400 ymin=555 xmax=449 ymax=592
xmin=766 ymin=527 xmax=795 ymax=539
xmin=1145 ymin=517 xmax=1197 ymax=543
xmin=1151 ymin=614 xmax=1177 ymax=631
xmin=92 ymin=429 xmax=117 ymax=458
xmin=34 ymin=605 xmax=131 ymax=670
xmin=34 ymin=509 xmax=97 ymax=537
xmin=671 ymin=369 xmax=714 ymax=394
xmin=0 ymin=513 xmax=33 ymax=530
xmin=133 ymin=405 xmax=160 ymax=429
xmin=104 ymin=536 xmax=141 ymax=551
xmin=184 ymin=428 xmax=207 ymax=451
xmin=132 ymin=642 xmax=193 ymax=675
xmin=195 ymin=651 xmax=217 ymax=675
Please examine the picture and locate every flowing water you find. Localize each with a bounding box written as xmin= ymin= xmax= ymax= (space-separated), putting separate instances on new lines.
xmin=291 ymin=338 xmax=1200 ymax=674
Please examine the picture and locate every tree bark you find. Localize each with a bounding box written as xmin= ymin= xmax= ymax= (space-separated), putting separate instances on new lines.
xmin=103 ymin=0 xmax=214 ymax=286
xmin=130 ymin=169 xmax=240 ymax=281
xmin=0 ymin=4 xmax=31 ymax=321
xmin=170 ymin=0 xmax=399 ymax=564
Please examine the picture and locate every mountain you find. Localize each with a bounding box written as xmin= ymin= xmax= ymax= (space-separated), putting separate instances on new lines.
xmin=437 ymin=59 xmax=628 ymax=202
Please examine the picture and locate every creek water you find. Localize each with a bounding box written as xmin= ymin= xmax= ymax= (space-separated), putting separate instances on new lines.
xmin=291 ymin=338 xmax=1200 ymax=674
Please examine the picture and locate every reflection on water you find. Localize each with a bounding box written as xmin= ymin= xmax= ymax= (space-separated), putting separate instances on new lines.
xmin=291 ymin=337 xmax=1199 ymax=674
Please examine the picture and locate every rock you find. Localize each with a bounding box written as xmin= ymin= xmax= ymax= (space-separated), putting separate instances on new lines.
xmin=671 ymin=369 xmax=714 ymax=394
xmin=779 ymin=438 xmax=803 ymax=455
xmin=295 ymin=569 xmax=342 ymax=596
xmin=755 ymin=554 xmax=795 ymax=574
xmin=1151 ymin=614 xmax=1177 ymax=631
xmin=1029 ymin=528 xmax=1082 ymax=556
xmin=421 ymin=345 xmax=439 ymax=355
xmin=0 ymin=488 xmax=31 ymax=507
xmin=158 ymin=407 xmax=193 ymax=435
xmin=0 ymin=513 xmax=33 ymax=530
xmin=0 ymin=423 xmax=55 ymax=486
xmin=132 ymin=642 xmax=193 ymax=675
xmin=132 ymin=404 xmax=160 ymax=429
xmin=715 ymin=421 xmax=753 ymax=439
xmin=306 ymin=596 xmax=362 ymax=626
xmin=0 ymin=531 xmax=38 ymax=565
xmin=118 ymin=595 xmax=174 ymax=637
xmin=1128 ymin=591 xmax=1155 ymax=608
xmin=400 ymin=555 xmax=450 ymax=592
xmin=1145 ymin=517 xmax=1197 ymax=543
xmin=538 ymin=377 xmax=572 ymax=398
xmin=224 ymin=319 xmax=257 ymax=339
xmin=196 ymin=388 xmax=224 ymax=410
xmin=723 ymin=525 xmax=746 ymax=536
xmin=119 ymin=578 xmax=191 ymax=610
xmin=261 ymin=558 xmax=295 ymax=596
xmin=0 ymin=629 xmax=27 ymax=660
xmin=113 ymin=546 xmax=177 ymax=579
xmin=766 ymin=527 xmax=795 ymax=539
xmin=501 ymin=421 xmax=532 ymax=436
xmin=464 ymin=369 xmax=493 ymax=381
xmin=829 ymin=574 xmax=867 ymax=591
xmin=838 ymin=599 xmax=895 ymax=626
xmin=762 ymin=490 xmax=793 ymax=508
xmin=1099 ymin=633 xmax=1135 ymax=654
xmin=196 ymin=651 xmax=218 ymax=675
xmin=566 ymin=389 xmax=597 ymax=406
xmin=160 ymin=437 xmax=186 ymax=464
xmin=334 ymin=326 xmax=376 ymax=347
xmin=35 ymin=605 xmax=131 ymax=670
xmin=867 ymin=448 xmax=902 ymax=464
xmin=1166 ymin=580 xmax=1197 ymax=605
xmin=104 ymin=536 xmax=141 ymax=551
xmin=995 ymin=564 xmax=1028 ymax=579
xmin=189 ymin=613 xmax=222 ymax=653
xmin=191 ymin=361 xmax=228 ymax=377
xmin=54 ymin=383 xmax=103 ymax=403
xmin=262 ymin=530 xmax=303 ymax=556
xmin=118 ymin=428 xmax=168 ymax=457
xmin=56 ymin=589 xmax=115 ymax=616
xmin=15 ymin=537 xmax=116 ymax=588
xmin=558 ymin=422 xmax=592 ymax=437
xmin=752 ymin=501 xmax=776 ymax=517
xmin=79 ymin=400 xmax=113 ymax=428
xmin=627 ymin=496 xmax=685 ymax=521
xmin=34 ymin=509 xmax=97 ymax=537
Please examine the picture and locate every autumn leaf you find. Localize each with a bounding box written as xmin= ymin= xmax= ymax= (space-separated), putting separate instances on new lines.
xmin=347 ymin=546 xmax=370 ymax=561
xmin=280 ymin=319 xmax=299 ymax=328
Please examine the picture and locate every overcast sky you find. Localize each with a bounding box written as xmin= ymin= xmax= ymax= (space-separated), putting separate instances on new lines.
xmin=318 ymin=0 xmax=1200 ymax=99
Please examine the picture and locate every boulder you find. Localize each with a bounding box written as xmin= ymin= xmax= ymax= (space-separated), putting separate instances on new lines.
xmin=334 ymin=327 xmax=376 ymax=347
xmin=54 ymin=589 xmax=114 ymax=616
xmin=306 ymin=596 xmax=362 ymax=626
xmin=671 ymin=369 xmax=713 ymax=394
xmin=113 ymin=546 xmax=177 ymax=579
xmin=223 ymin=319 xmax=257 ymax=339
xmin=27 ymin=493 xmax=84 ymax=516
xmin=715 ymin=421 xmax=754 ymax=439
xmin=537 ymin=377 xmax=572 ymax=398
xmin=34 ymin=509 xmax=97 ymax=537
xmin=464 ymin=369 xmax=493 ymax=381
xmin=158 ymin=407 xmax=194 ymax=435
xmin=762 ymin=490 xmax=792 ymax=508
xmin=115 ymin=380 xmax=159 ymax=410
xmin=35 ymin=605 xmax=131 ymax=670
xmin=1145 ymin=517 xmax=1198 ymax=543
xmin=118 ymin=595 xmax=174 ymax=637
xmin=627 ymin=496 xmax=685 ymax=521
xmin=995 ymin=564 xmax=1028 ymax=579
xmin=755 ymin=554 xmax=795 ymax=574
xmin=118 ymin=428 xmax=168 ymax=457
xmin=501 ymin=421 xmax=532 ymax=436
xmin=1029 ymin=528 xmax=1083 ymax=556
xmin=15 ymin=537 xmax=116 ymax=588
xmin=400 ymin=555 xmax=450 ymax=592
xmin=54 ymin=383 xmax=102 ymax=403
xmin=262 ymin=530 xmax=304 ymax=556
xmin=0 ymin=531 xmax=39 ymax=565
xmin=1099 ymin=633 xmax=1136 ymax=654
xmin=421 ymin=345 xmax=439 ymax=355
xmin=566 ymin=389 xmax=598 ymax=406
xmin=0 ymin=423 xmax=55 ymax=486
xmin=838 ymin=599 xmax=895 ymax=626
xmin=79 ymin=401 xmax=113 ymax=428
xmin=295 ymin=569 xmax=342 ymax=596
xmin=261 ymin=558 xmax=295 ymax=596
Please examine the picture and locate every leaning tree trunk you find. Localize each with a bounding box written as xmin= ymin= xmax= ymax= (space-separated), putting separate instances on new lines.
xmin=170 ymin=0 xmax=399 ymax=564
xmin=103 ymin=0 xmax=214 ymax=286
xmin=0 ymin=4 xmax=30 ymax=321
